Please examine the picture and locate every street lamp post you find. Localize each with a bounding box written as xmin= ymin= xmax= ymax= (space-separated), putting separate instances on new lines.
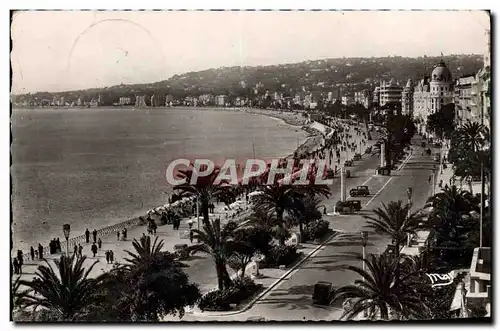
xmin=406 ymin=188 xmax=413 ymax=246
xmin=62 ymin=224 xmax=71 ymax=256
xmin=361 ymin=231 xmax=369 ymax=318
xmin=361 ymin=231 xmax=368 ymax=273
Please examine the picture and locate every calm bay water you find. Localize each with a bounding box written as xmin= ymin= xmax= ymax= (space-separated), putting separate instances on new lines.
xmin=11 ymin=107 xmax=306 ymax=251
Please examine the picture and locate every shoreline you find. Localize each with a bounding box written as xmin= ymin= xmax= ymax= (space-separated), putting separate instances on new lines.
xmin=13 ymin=107 xmax=325 ymax=259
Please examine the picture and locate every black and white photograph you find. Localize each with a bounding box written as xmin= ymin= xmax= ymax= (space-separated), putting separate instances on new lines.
xmin=9 ymin=9 xmax=492 ymax=322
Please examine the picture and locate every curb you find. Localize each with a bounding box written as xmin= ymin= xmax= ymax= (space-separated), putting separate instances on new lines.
xmin=189 ymin=231 xmax=341 ymax=318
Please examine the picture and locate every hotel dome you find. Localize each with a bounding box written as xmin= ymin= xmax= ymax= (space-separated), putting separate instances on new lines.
xmin=431 ymin=60 xmax=452 ymax=83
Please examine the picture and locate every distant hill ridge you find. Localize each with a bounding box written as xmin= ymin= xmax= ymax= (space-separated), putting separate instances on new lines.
xmin=13 ymin=54 xmax=483 ymax=106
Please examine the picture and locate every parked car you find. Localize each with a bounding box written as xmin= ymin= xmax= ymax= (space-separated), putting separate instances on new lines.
xmin=346 ymin=200 xmax=362 ymax=211
xmin=353 ymin=153 xmax=362 ymax=161
xmin=350 ymin=185 xmax=370 ymax=197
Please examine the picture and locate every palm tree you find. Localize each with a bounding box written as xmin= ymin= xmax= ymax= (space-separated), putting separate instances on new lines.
xmin=174 ymin=164 xmax=231 ymax=226
xmin=286 ymin=195 xmax=323 ymax=240
xmin=426 ymin=185 xmax=476 ymax=244
xmin=253 ymin=185 xmax=302 ymax=246
xmin=17 ymin=255 xmax=99 ymax=321
xmin=331 ymin=253 xmax=429 ymax=320
xmin=87 ymin=235 xmax=200 ymax=321
xmin=190 ymin=218 xmax=237 ymax=290
xmin=364 ymin=200 xmax=422 ymax=260
xmin=254 ymin=184 xmax=330 ymax=246
xmin=455 ymin=120 xmax=487 ymax=153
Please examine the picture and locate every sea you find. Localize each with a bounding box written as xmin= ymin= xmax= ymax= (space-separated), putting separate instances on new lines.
xmin=11 ymin=107 xmax=307 ymax=252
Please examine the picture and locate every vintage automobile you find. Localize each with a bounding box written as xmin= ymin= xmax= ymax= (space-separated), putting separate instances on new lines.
xmin=353 ymin=153 xmax=362 ymax=161
xmin=349 ymin=185 xmax=370 ymax=197
xmin=336 ymin=200 xmax=362 ymax=214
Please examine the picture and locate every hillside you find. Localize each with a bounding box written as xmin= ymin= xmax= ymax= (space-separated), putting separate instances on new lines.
xmin=13 ymin=54 xmax=483 ymax=106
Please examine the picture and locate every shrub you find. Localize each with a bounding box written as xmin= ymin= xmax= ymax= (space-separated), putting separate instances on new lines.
xmin=303 ymin=219 xmax=330 ymax=241
xmin=229 ymin=277 xmax=260 ymax=304
xmin=198 ymin=277 xmax=261 ymax=311
xmin=262 ymin=245 xmax=299 ymax=267
xmin=198 ymin=289 xmax=232 ymax=311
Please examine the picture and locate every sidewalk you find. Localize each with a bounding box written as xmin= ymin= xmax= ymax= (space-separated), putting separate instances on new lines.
xmin=434 ymin=143 xmax=455 ymax=195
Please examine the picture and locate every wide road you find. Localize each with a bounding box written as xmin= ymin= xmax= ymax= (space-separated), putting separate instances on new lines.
xmin=183 ymin=136 xmax=438 ymax=321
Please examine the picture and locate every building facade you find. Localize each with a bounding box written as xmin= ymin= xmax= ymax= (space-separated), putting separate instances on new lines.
xmin=135 ymin=95 xmax=147 ymax=107
xmin=119 ymin=97 xmax=132 ymax=106
xmin=412 ymin=60 xmax=455 ymax=135
xmin=216 ymin=95 xmax=227 ymax=107
xmin=378 ymin=79 xmax=403 ymax=106
xmin=354 ymin=90 xmax=373 ymax=109
xmin=454 ymin=76 xmax=477 ymax=127
xmin=401 ymin=79 xmax=414 ymax=116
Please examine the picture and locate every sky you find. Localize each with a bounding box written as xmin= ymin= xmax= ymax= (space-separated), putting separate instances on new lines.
xmin=11 ymin=10 xmax=490 ymax=94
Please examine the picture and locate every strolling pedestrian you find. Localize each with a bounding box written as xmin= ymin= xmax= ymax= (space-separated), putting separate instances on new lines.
xmin=38 ymin=243 xmax=43 ymax=260
xmin=13 ymin=258 xmax=19 ymax=275
xmin=117 ymin=230 xmax=120 ymax=241
xmin=92 ymin=229 xmax=97 ymax=243
xmin=109 ymin=250 xmax=114 ymax=263
xmin=74 ymin=244 xmax=78 ymax=256
xmin=30 ymin=246 xmax=35 ymax=261
xmin=56 ymin=238 xmax=61 ymax=253
xmin=35 ymin=250 xmax=39 ymax=260
xmin=105 ymin=250 xmax=110 ymax=264
xmin=123 ymin=228 xmax=127 ymax=240
xmin=85 ymin=229 xmax=90 ymax=244
xmin=91 ymin=243 xmax=97 ymax=257
xmin=17 ymin=250 xmax=23 ymax=268
xmin=97 ymin=238 xmax=102 ymax=249
xmin=189 ymin=229 xmax=194 ymax=243
xmin=78 ymin=244 xmax=83 ymax=258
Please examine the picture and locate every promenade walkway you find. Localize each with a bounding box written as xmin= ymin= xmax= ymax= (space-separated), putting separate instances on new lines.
xmin=12 ymin=117 xmax=376 ymax=314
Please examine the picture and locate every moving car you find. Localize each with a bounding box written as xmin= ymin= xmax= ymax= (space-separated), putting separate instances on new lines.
xmin=349 ymin=185 xmax=370 ymax=197
xmin=344 ymin=160 xmax=353 ymax=167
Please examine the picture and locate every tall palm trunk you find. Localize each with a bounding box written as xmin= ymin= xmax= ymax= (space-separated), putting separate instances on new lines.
xmin=277 ymin=209 xmax=286 ymax=246
xmin=202 ymin=199 xmax=210 ymax=225
xmin=215 ymin=259 xmax=232 ymax=290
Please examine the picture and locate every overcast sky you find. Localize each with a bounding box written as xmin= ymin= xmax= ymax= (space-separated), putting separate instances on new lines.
xmin=11 ymin=10 xmax=490 ymax=93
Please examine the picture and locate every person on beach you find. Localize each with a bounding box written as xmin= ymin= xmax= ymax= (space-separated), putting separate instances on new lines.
xmin=97 ymin=238 xmax=102 ymax=249
xmin=38 ymin=244 xmax=43 ymax=260
xmin=91 ymin=243 xmax=98 ymax=257
xmin=30 ymin=246 xmax=35 ymax=261
xmin=92 ymin=229 xmax=97 ymax=243
xmin=105 ymin=250 xmax=110 ymax=264
xmin=109 ymin=250 xmax=114 ymax=263
xmin=85 ymin=229 xmax=90 ymax=243
xmin=17 ymin=250 xmax=24 ymax=268
xmin=13 ymin=258 xmax=20 ymax=275
xmin=78 ymin=244 xmax=83 ymax=258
